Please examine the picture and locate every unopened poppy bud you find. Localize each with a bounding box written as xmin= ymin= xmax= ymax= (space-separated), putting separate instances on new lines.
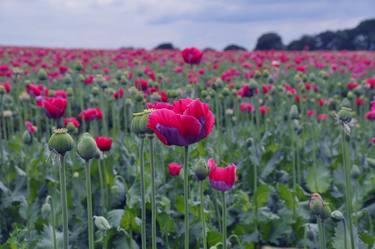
xmin=309 ymin=193 xmax=324 ymax=216
xmin=77 ymin=132 xmax=99 ymax=161
xmin=194 ymin=159 xmax=209 ymax=181
xmin=37 ymin=69 xmax=48 ymax=81
xmin=48 ymin=128 xmax=74 ymax=156
xmin=131 ymin=109 xmax=153 ymax=136
xmin=66 ymin=122 xmax=78 ymax=134
xmin=340 ymin=98 xmax=351 ymax=109
xmin=331 ymin=210 xmax=344 ymax=222
xmin=63 ymin=75 xmax=72 ymax=85
xmin=91 ymin=86 xmax=100 ymax=96
xmin=289 ymin=105 xmax=299 ymax=120
xmin=74 ymin=61 xmax=83 ymax=71
xmin=94 ymin=216 xmax=111 ymax=231
xmin=351 ymin=164 xmax=361 ymax=178
xmin=321 ymin=204 xmax=331 ymax=220
xmin=73 ymin=171 xmax=80 ymax=178
xmin=41 ymin=197 xmax=51 ymax=217
xmin=222 ymin=87 xmax=230 ymax=97
xmin=22 ymin=130 xmax=33 ymax=145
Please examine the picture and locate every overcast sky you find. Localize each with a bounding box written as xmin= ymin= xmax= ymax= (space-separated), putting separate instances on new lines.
xmin=0 ymin=0 xmax=374 ymax=50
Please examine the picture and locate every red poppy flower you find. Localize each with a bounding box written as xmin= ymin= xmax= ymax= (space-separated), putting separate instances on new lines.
xmin=237 ymin=85 xmax=258 ymax=98
xmin=259 ymin=105 xmax=269 ymax=115
xmin=0 ymin=82 xmax=11 ymax=93
xmin=146 ymin=102 xmax=173 ymax=110
xmin=64 ymin=117 xmax=80 ymax=128
xmin=181 ymin=47 xmax=203 ymax=65
xmin=79 ymin=107 xmax=103 ymax=121
xmin=54 ymin=89 xmax=67 ymax=98
xmin=240 ymin=103 xmax=254 ymax=113
xmin=208 ymin=158 xmax=236 ymax=192
xmin=317 ymin=113 xmax=329 ymax=121
xmin=365 ymin=111 xmax=375 ymax=120
xmin=147 ymin=98 xmax=214 ymax=146
xmin=307 ymin=109 xmax=315 ymax=117
xmin=96 ymin=136 xmax=113 ymax=151
xmin=347 ymin=82 xmax=359 ymax=90
xmin=168 ymin=162 xmax=182 ymax=177
xmin=25 ymin=121 xmax=37 ymax=134
xmin=43 ymin=97 xmax=67 ymax=118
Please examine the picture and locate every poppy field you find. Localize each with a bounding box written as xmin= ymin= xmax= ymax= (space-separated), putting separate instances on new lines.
xmin=0 ymin=46 xmax=375 ymax=249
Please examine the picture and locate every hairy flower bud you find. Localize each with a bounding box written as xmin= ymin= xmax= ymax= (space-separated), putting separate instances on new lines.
xmin=131 ymin=109 xmax=153 ymax=136
xmin=194 ymin=159 xmax=210 ymax=181
xmin=77 ymin=133 xmax=99 ymax=161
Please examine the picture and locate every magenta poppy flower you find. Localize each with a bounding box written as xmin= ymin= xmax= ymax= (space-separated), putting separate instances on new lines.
xmin=25 ymin=121 xmax=37 ymax=134
xmin=95 ymin=136 xmax=113 ymax=151
xmin=146 ymin=102 xmax=173 ymax=110
xmin=208 ymin=158 xmax=236 ymax=192
xmin=147 ymin=98 xmax=214 ymax=146
xmin=64 ymin=117 xmax=80 ymax=128
xmin=181 ymin=47 xmax=203 ymax=65
xmin=240 ymin=103 xmax=254 ymax=113
xmin=168 ymin=162 xmax=182 ymax=176
xmin=43 ymin=97 xmax=67 ymax=118
xmin=79 ymin=108 xmax=103 ymax=121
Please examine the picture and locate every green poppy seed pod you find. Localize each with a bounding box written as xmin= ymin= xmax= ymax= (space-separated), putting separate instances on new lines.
xmin=66 ymin=87 xmax=73 ymax=97
xmin=48 ymin=128 xmax=74 ymax=156
xmin=262 ymin=69 xmax=269 ymax=78
xmin=77 ymin=74 xmax=85 ymax=83
xmin=131 ymin=110 xmax=153 ymax=136
xmin=135 ymin=92 xmax=144 ymax=102
xmin=254 ymin=71 xmax=261 ymax=79
xmin=0 ymin=87 xmax=5 ymax=95
xmin=22 ymin=130 xmax=33 ymax=145
xmin=340 ymin=98 xmax=351 ymax=109
xmin=338 ymin=107 xmax=353 ymax=123
xmin=77 ymin=133 xmax=99 ymax=161
xmin=193 ymin=159 xmax=210 ymax=181
xmin=309 ymin=194 xmax=324 ymax=216
xmin=63 ymin=75 xmax=72 ymax=85
xmin=222 ymin=87 xmax=230 ymax=97
xmin=91 ymin=86 xmax=100 ymax=96
xmin=201 ymin=90 xmax=208 ymax=98
xmin=125 ymin=99 xmax=133 ymax=107
xmin=73 ymin=171 xmax=80 ymax=178
xmin=331 ymin=210 xmax=344 ymax=222
xmin=115 ymin=70 xmax=123 ymax=81
xmin=150 ymin=92 xmax=161 ymax=101
xmin=19 ymin=91 xmax=31 ymax=102
xmin=74 ymin=61 xmax=83 ymax=72
xmin=347 ymin=91 xmax=354 ymax=99
xmin=37 ymin=69 xmax=48 ymax=81
xmin=289 ymin=105 xmax=299 ymax=120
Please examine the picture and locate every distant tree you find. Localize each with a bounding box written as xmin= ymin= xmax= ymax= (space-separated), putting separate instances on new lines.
xmin=223 ymin=44 xmax=247 ymax=51
xmin=154 ymin=43 xmax=175 ymax=50
xmin=286 ymin=18 xmax=375 ymax=51
xmin=254 ymin=33 xmax=284 ymax=50
xmin=288 ymin=35 xmax=317 ymax=50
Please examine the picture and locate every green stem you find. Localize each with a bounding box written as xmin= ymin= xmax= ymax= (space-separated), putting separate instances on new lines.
xmin=222 ymin=191 xmax=227 ymax=249
xmin=343 ymin=220 xmax=349 ymax=249
xmin=200 ymin=181 xmax=207 ymax=249
xmin=150 ymin=137 xmax=157 ymax=249
xmin=49 ymin=196 xmax=57 ymax=249
xmin=341 ymin=131 xmax=355 ymax=249
xmin=98 ymin=158 xmax=106 ymax=213
xmin=184 ymin=146 xmax=189 ymax=249
xmin=140 ymin=137 xmax=146 ymax=249
xmin=59 ymin=155 xmax=69 ymax=249
xmin=85 ymin=160 xmax=94 ymax=249
xmin=317 ymin=217 xmax=326 ymax=249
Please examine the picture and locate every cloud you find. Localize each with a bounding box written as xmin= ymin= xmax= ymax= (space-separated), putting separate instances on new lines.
xmin=0 ymin=0 xmax=374 ymax=50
